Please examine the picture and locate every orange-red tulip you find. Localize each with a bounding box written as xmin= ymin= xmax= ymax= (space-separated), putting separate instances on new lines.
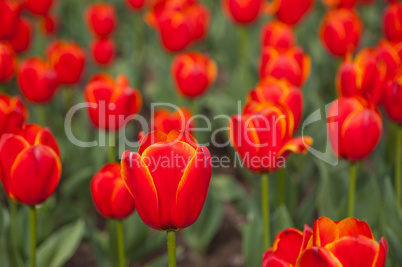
xmin=46 ymin=40 xmax=86 ymax=85
xmin=171 ymin=52 xmax=217 ymax=98
xmin=266 ymin=0 xmax=314 ymax=25
xmin=0 ymin=0 xmax=21 ymax=39
xmin=260 ymin=20 xmax=296 ymax=50
xmin=153 ymin=107 xmax=195 ymax=134
xmin=383 ymin=3 xmax=402 ymax=42
xmin=9 ymin=17 xmax=32 ymax=54
xmin=229 ymin=101 xmax=312 ymax=173
xmin=0 ymin=42 xmax=16 ymax=82
xmin=17 ymin=57 xmax=59 ymax=104
xmin=23 ymin=0 xmax=53 ymax=16
xmin=86 ymin=3 xmax=117 ymax=38
xmin=121 ymin=130 xmax=212 ymax=231
xmin=322 ymin=0 xmax=358 ymax=8
xmin=383 ymin=69 xmax=402 ymax=123
xmin=328 ymin=96 xmax=382 ymax=161
xmin=222 ymin=0 xmax=263 ymax=25
xmin=0 ymin=93 xmax=28 ymax=136
xmin=320 ymin=8 xmax=363 ymax=57
xmin=91 ymin=38 xmax=116 ymax=66
xmin=376 ymin=39 xmax=401 ymax=80
xmin=91 ymin=163 xmax=135 ymax=220
xmin=259 ymin=46 xmax=311 ymax=87
xmin=84 ymin=74 xmax=142 ymax=131
xmin=125 ymin=0 xmax=147 ymax=10
xmin=0 ymin=123 xmax=61 ymax=206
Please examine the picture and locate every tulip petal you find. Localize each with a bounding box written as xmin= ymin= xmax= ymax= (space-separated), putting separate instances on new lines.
xmin=138 ymin=130 xmax=167 ymax=155
xmin=271 ymin=228 xmax=304 ymax=265
xmin=374 ymin=237 xmax=388 ymax=267
xmin=277 ymin=136 xmax=313 ymax=159
xmin=300 ymin=224 xmax=313 ymax=252
xmin=313 ymin=216 xmax=339 ymax=247
xmin=295 ymin=247 xmax=342 ymax=267
xmin=262 ymin=249 xmax=292 ymax=267
xmin=336 ymin=217 xmax=374 ymax=240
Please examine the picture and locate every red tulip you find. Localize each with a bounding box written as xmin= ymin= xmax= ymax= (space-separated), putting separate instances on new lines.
xmin=328 ymin=96 xmax=382 ymax=161
xmin=9 ymin=17 xmax=32 ymax=54
xmin=125 ymin=0 xmax=147 ymax=10
xmin=153 ymin=107 xmax=195 ymax=134
xmin=260 ymin=20 xmax=296 ymax=50
xmin=320 ymin=8 xmax=363 ymax=57
xmin=266 ymin=0 xmax=314 ymax=25
xmin=222 ymin=0 xmax=263 ymax=25
xmin=0 ymin=93 xmax=28 ymax=136
xmin=0 ymin=0 xmax=21 ymax=39
xmin=187 ymin=4 xmax=210 ymax=41
xmin=383 ymin=3 xmax=402 ymax=42
xmin=171 ymin=52 xmax=217 ymax=98
xmin=376 ymin=39 xmax=401 ymax=80
xmin=17 ymin=57 xmax=59 ymax=104
xmin=91 ymin=163 xmax=135 ymax=220
xmin=40 ymin=14 xmax=59 ymax=36
xmin=229 ymin=101 xmax=312 ymax=173
xmin=23 ymin=0 xmax=53 ymax=16
xmin=383 ymin=69 xmax=402 ymax=123
xmin=322 ymin=0 xmax=358 ymax=8
xmin=46 ymin=40 xmax=86 ymax=85
xmin=121 ymin=130 xmax=212 ymax=231
xmin=259 ymin=46 xmax=311 ymax=87
xmin=0 ymin=123 xmax=61 ymax=206
xmin=90 ymin=38 xmax=116 ymax=66
xmin=245 ymin=77 xmax=304 ymax=130
xmin=0 ymin=42 xmax=17 ymax=83
xmin=85 ymin=3 xmax=117 ymax=38
xmin=84 ymin=74 xmax=142 ymax=131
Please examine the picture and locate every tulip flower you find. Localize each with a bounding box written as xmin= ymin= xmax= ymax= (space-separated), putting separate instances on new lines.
xmin=265 ymin=0 xmax=314 ymax=25
xmin=84 ymin=73 xmax=142 ymax=131
xmin=121 ymin=130 xmax=212 ymax=266
xmin=260 ymin=20 xmax=296 ymax=50
xmin=322 ymin=0 xmax=358 ymax=8
xmin=0 ymin=42 xmax=16 ymax=83
xmin=0 ymin=93 xmax=28 ymax=136
xmin=171 ymin=52 xmax=217 ymax=98
xmin=259 ymin=46 xmax=311 ymax=87
xmin=125 ymin=0 xmax=147 ymax=10
xmin=86 ymin=3 xmax=117 ymax=38
xmin=0 ymin=0 xmax=21 ymax=39
xmin=90 ymin=38 xmax=116 ymax=66
xmin=9 ymin=17 xmax=32 ymax=54
xmin=383 ymin=3 xmax=402 ymax=43
xmin=153 ymin=107 xmax=195 ymax=134
xmin=376 ymin=39 xmax=401 ymax=80
xmin=320 ymin=8 xmax=363 ymax=58
xmin=222 ymin=0 xmax=264 ymax=25
xmin=46 ymin=40 xmax=86 ymax=85
xmin=40 ymin=15 xmax=59 ymax=36
xmin=17 ymin=57 xmax=59 ymax=104
xmin=23 ymin=0 xmax=54 ymax=16
xmin=263 ymin=217 xmax=388 ymax=267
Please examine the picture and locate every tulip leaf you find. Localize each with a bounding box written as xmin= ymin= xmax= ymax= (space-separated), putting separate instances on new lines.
xmin=211 ymin=175 xmax=247 ymax=203
xmin=35 ymin=219 xmax=85 ymax=267
xmin=272 ymin=205 xmax=294 ymax=234
xmin=385 ymin=227 xmax=402 ymax=266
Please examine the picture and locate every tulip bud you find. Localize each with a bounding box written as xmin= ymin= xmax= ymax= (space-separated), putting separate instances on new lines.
xmin=84 ymin=74 xmax=142 ymax=131
xmin=90 ymin=38 xmax=116 ymax=66
xmin=322 ymin=0 xmax=358 ymax=8
xmin=153 ymin=107 xmax=195 ymax=134
xmin=0 ymin=124 xmax=61 ymax=206
xmin=0 ymin=93 xmax=28 ymax=136
xmin=328 ymin=96 xmax=382 ymax=161
xmin=125 ymin=0 xmax=147 ymax=10
xmin=260 ymin=20 xmax=296 ymax=50
xmin=187 ymin=4 xmax=210 ymax=41
xmin=222 ymin=0 xmax=263 ymax=25
xmin=40 ymin=14 xmax=59 ymax=36
xmin=17 ymin=57 xmax=59 ymax=104
xmin=23 ymin=0 xmax=53 ymax=16
xmin=171 ymin=52 xmax=217 ymax=98
xmin=9 ymin=17 xmax=32 ymax=54
xmin=0 ymin=1 xmax=21 ymax=39
xmin=376 ymin=39 xmax=401 ymax=79
xmin=91 ymin=163 xmax=135 ymax=220
xmin=0 ymin=42 xmax=17 ymax=82
xmin=46 ymin=40 xmax=86 ymax=85
xmin=383 ymin=69 xmax=402 ymax=124
xmin=267 ymin=0 xmax=314 ymax=25
xmin=86 ymin=3 xmax=117 ymax=38
xmin=121 ymin=130 xmax=212 ymax=231
xmin=320 ymin=8 xmax=363 ymax=57
xmin=383 ymin=3 xmax=402 ymax=42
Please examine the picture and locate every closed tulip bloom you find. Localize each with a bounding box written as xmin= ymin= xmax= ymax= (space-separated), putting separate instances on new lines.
xmin=322 ymin=0 xmax=358 ymax=8
xmin=222 ymin=0 xmax=263 ymax=24
xmin=46 ymin=40 xmax=86 ymax=85
xmin=383 ymin=3 xmax=402 ymax=42
xmin=86 ymin=3 xmax=117 ymax=38
xmin=23 ymin=0 xmax=53 ymax=16
xmin=91 ymin=38 xmax=116 ymax=66
xmin=187 ymin=4 xmax=210 ymax=41
xmin=121 ymin=130 xmax=212 ymax=231
xmin=0 ymin=43 xmax=16 ymax=82
xmin=259 ymin=46 xmax=311 ymax=87
xmin=84 ymin=74 xmax=142 ymax=131
xmin=0 ymin=1 xmax=21 ymax=39
xmin=17 ymin=57 xmax=59 ymax=104
xmin=260 ymin=20 xmax=296 ymax=50
xmin=91 ymin=163 xmax=135 ymax=220
xmin=9 ymin=17 xmax=32 ymax=54
xmin=229 ymin=102 xmax=312 ymax=173
xmin=125 ymin=0 xmax=147 ymax=10
xmin=376 ymin=39 xmax=401 ymax=80
xmin=320 ymin=9 xmax=363 ymax=57
xmin=0 ymin=123 xmax=61 ymax=206
xmin=328 ymin=96 xmax=382 ymax=161
xmin=266 ymin=0 xmax=314 ymax=25
xmin=383 ymin=70 xmax=402 ymax=123
xmin=171 ymin=52 xmax=217 ymax=98
xmin=153 ymin=107 xmax=195 ymax=134
xmin=0 ymin=94 xmax=28 ymax=136
xmin=40 ymin=14 xmax=59 ymax=36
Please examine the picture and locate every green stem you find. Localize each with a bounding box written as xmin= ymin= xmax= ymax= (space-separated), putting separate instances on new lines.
xmin=9 ymin=200 xmax=21 ymax=265
xmin=396 ymin=127 xmax=402 ymax=210
xmin=36 ymin=105 xmax=46 ymax=125
xmin=261 ymin=174 xmax=270 ymax=248
xmin=237 ymin=26 xmax=249 ymax=98
xmin=348 ymin=163 xmax=356 ymax=217
xmin=108 ymin=131 xmax=116 ymax=163
xmin=63 ymin=88 xmax=74 ymax=112
xmin=116 ymin=220 xmax=125 ymax=267
xmin=167 ymin=231 xmax=176 ymax=267
xmin=278 ymin=168 xmax=285 ymax=206
xmin=29 ymin=206 xmax=37 ymax=267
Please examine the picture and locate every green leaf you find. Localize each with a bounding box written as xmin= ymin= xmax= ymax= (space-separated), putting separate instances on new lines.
xmin=272 ymin=205 xmax=294 ymax=234
xmin=36 ymin=220 xmax=85 ymax=267
xmin=210 ymin=175 xmax=247 ymax=203
xmin=385 ymin=227 xmax=402 ymax=266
